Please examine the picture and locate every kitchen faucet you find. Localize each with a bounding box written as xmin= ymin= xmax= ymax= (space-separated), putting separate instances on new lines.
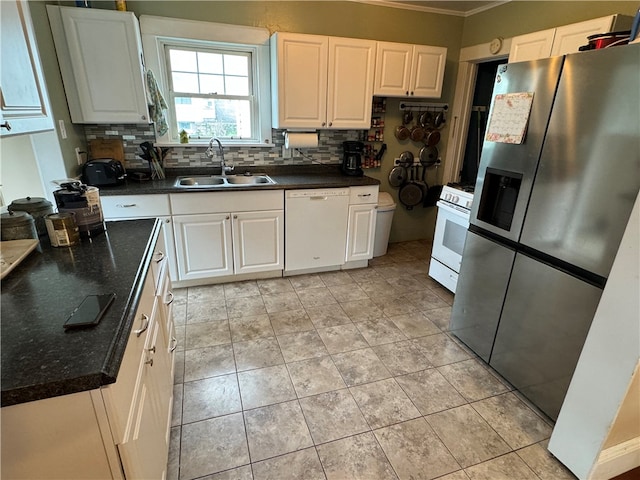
xmin=206 ymin=137 xmax=234 ymax=176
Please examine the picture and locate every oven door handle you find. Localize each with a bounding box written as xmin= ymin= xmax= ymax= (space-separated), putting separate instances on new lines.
xmin=436 ymin=200 xmax=471 ymax=217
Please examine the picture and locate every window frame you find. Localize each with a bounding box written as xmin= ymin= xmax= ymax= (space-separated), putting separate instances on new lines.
xmin=139 ymin=15 xmax=273 ymax=147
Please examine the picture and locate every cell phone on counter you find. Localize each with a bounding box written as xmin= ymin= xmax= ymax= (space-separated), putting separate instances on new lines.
xmin=63 ymin=293 xmax=116 ymax=330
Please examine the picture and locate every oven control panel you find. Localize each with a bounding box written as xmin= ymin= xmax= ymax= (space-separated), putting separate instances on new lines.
xmin=440 ymin=185 xmax=474 ymax=210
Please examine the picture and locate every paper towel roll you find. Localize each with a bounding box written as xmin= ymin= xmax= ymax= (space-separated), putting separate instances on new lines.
xmin=284 ymin=132 xmax=318 ymax=149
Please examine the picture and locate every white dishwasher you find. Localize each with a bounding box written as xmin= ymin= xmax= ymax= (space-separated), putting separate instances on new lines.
xmin=285 ymin=188 xmax=350 ymax=273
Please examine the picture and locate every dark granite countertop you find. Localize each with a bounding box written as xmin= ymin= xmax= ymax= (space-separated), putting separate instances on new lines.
xmin=97 ymin=165 xmax=380 ymax=196
xmin=1 ymin=219 xmax=160 ymax=407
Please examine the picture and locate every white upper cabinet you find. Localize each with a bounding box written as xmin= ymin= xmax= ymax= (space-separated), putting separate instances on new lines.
xmin=0 ymin=0 xmax=54 ymax=136
xmin=326 ymin=36 xmax=376 ymax=129
xmin=271 ymin=32 xmax=376 ymax=129
xmin=550 ymin=16 xmax=627 ymax=56
xmin=509 ymin=14 xmax=633 ymax=62
xmin=374 ymin=41 xmax=447 ymax=98
xmin=47 ymin=5 xmax=149 ymax=124
xmin=508 ymin=29 xmax=556 ymax=63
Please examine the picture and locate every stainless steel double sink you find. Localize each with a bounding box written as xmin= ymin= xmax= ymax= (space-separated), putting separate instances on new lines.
xmin=174 ymin=174 xmax=276 ymax=188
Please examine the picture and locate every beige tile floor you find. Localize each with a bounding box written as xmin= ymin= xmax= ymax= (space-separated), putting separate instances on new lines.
xmin=168 ymin=240 xmax=577 ymax=480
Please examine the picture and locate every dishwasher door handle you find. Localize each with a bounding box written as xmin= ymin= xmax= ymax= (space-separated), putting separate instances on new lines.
xmin=310 ymin=196 xmax=328 ymax=200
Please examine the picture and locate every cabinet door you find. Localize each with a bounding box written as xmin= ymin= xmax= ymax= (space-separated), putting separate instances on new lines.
xmin=232 ymin=210 xmax=284 ymax=275
xmin=508 ymin=28 xmax=555 ymax=63
xmin=271 ymin=32 xmax=328 ymax=128
xmin=410 ymin=45 xmax=447 ymax=98
xmin=551 ymin=16 xmax=615 ymax=56
xmin=0 ymin=0 xmax=53 ymax=136
xmin=51 ymin=6 xmax=148 ymax=124
xmin=346 ymin=204 xmax=377 ymax=262
xmin=326 ymin=37 xmax=376 ymax=129
xmin=373 ymin=41 xmax=413 ymax=96
xmin=173 ymin=213 xmax=233 ymax=281
xmin=118 ymin=317 xmax=169 ymax=480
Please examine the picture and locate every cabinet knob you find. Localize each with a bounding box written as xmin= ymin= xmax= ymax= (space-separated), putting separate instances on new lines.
xmin=322 ymin=122 xmax=326 ymax=127
xmin=405 ymin=91 xmax=409 ymax=96
xmin=141 ymin=115 xmax=147 ymax=120
xmin=233 ymin=215 xmax=238 ymax=219
xmin=145 ymin=358 xmax=154 ymax=367
xmin=329 ymin=122 xmax=332 ymax=127
xmin=170 ymin=337 xmax=178 ymax=352
xmin=226 ymin=215 xmax=230 ymax=220
xmin=410 ymin=91 xmax=414 ymax=96
xmin=154 ymin=251 xmax=165 ymax=263
xmin=1 ymin=121 xmax=11 ymax=131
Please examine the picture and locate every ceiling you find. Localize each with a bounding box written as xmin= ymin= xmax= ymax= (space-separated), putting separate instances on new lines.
xmin=357 ymin=1 xmax=508 ymax=17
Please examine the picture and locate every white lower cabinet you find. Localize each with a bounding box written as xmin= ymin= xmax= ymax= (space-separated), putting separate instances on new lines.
xmin=173 ymin=213 xmax=234 ymax=280
xmin=0 ymin=231 xmax=174 ymax=479
xmin=173 ymin=210 xmax=285 ymax=281
xmin=233 ymin=211 xmax=285 ymax=275
xmin=103 ymin=260 xmax=174 ymax=480
xmin=346 ymin=204 xmax=377 ymax=262
xmin=345 ymin=186 xmax=378 ymax=263
xmin=170 ymin=191 xmax=284 ymax=282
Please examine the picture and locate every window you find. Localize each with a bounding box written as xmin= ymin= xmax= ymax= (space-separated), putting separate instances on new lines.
xmin=140 ymin=16 xmax=272 ymax=146
xmin=166 ymin=46 xmax=254 ymax=140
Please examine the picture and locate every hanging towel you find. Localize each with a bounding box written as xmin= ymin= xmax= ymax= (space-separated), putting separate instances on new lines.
xmin=146 ymin=69 xmax=168 ymax=136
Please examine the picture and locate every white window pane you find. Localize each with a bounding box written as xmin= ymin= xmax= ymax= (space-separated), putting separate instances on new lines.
xmin=170 ymin=49 xmax=197 ymax=72
xmin=174 ymin=98 xmax=252 ymax=139
xmin=199 ymin=74 xmax=224 ymax=94
xmin=198 ymin=52 xmax=223 ymax=74
xmin=224 ymin=54 xmax=248 ymax=76
xmin=225 ymin=76 xmax=249 ymax=96
xmin=172 ymin=72 xmax=199 ymax=93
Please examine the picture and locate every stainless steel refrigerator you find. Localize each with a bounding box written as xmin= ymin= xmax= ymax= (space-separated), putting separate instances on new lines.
xmin=450 ymin=45 xmax=640 ymax=421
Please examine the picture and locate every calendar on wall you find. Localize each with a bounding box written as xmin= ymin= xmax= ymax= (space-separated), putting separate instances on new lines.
xmin=485 ymin=92 xmax=534 ymax=144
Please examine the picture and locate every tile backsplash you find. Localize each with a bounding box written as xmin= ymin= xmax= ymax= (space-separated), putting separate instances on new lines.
xmin=83 ymin=125 xmax=364 ymax=169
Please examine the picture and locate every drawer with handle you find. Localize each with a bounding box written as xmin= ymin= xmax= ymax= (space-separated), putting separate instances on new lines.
xmin=101 ymin=194 xmax=171 ymax=219
xmin=349 ymin=186 xmax=379 ymax=205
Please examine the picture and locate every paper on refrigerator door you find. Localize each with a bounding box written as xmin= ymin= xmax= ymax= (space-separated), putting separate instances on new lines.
xmin=485 ymin=92 xmax=534 ymax=144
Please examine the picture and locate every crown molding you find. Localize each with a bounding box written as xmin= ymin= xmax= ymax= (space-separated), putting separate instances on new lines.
xmin=350 ymin=0 xmax=509 ymax=17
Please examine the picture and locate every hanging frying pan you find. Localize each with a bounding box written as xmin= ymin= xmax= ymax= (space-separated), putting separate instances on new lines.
xmin=395 ymin=123 xmax=410 ymax=141
xmin=395 ymin=111 xmax=413 ymax=140
xmin=419 ymin=145 xmax=439 ymax=166
xmin=434 ymin=110 xmax=446 ymax=129
xmin=388 ymin=166 xmax=408 ymax=188
xmin=398 ymin=150 xmax=414 ymax=167
xmin=398 ymin=166 xmax=423 ymax=210
xmin=425 ymin=129 xmax=441 ymax=147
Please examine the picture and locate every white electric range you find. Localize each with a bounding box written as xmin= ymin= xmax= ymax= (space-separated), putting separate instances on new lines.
xmin=429 ymin=184 xmax=475 ymax=293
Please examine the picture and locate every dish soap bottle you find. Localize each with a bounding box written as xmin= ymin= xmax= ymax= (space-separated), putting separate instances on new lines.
xmin=179 ymin=130 xmax=189 ymax=144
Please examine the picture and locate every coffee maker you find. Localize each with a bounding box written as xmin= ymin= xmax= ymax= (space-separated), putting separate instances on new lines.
xmin=342 ymin=141 xmax=364 ymax=176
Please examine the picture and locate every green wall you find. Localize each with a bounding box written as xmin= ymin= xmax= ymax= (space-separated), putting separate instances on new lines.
xmin=462 ymin=1 xmax=638 ymax=47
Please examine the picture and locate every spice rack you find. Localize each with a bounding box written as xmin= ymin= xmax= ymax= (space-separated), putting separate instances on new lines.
xmin=363 ymin=97 xmax=386 ymax=168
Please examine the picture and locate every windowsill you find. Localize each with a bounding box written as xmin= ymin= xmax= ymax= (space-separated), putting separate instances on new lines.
xmin=153 ymin=142 xmax=278 ymax=148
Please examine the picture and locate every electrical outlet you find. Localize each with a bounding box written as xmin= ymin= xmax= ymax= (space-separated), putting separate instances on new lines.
xmin=282 ymin=145 xmax=292 ymax=159
xmin=75 ymin=147 xmax=84 ymax=165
